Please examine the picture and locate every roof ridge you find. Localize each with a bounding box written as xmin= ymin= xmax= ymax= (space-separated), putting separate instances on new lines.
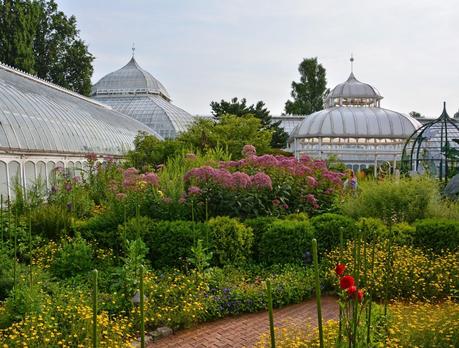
xmin=0 ymin=61 xmax=111 ymax=109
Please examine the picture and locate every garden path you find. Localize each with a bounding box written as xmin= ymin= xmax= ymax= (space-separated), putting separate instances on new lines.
xmin=149 ymin=295 xmax=338 ymax=348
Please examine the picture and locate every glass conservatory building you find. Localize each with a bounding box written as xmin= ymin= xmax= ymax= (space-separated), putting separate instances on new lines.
xmin=91 ymin=57 xmax=199 ymax=139
xmin=289 ymin=69 xmax=422 ymax=172
xmin=402 ymin=103 xmax=459 ymax=182
xmin=0 ymin=62 xmax=160 ymax=198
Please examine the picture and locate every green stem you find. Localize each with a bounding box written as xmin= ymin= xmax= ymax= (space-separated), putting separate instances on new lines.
xmin=367 ymin=234 xmax=376 ymax=346
xmin=312 ymin=239 xmax=324 ymax=348
xmin=140 ymin=265 xmax=145 ymax=348
xmin=29 ymin=209 xmax=33 ymax=287
xmin=92 ymin=269 xmax=98 ymax=348
xmin=266 ymin=280 xmax=276 ymax=348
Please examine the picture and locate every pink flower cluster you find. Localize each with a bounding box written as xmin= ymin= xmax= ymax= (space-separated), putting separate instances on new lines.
xmin=123 ymin=168 xmax=159 ymax=189
xmin=242 ymin=144 xmax=257 ymax=158
xmin=184 ymin=166 xmax=272 ymax=190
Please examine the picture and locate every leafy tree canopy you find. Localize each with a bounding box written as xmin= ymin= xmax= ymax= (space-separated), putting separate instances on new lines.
xmin=178 ymin=114 xmax=272 ymax=158
xmin=210 ymin=97 xmax=288 ymax=148
xmin=285 ymin=57 xmax=328 ymax=115
xmin=409 ymin=111 xmax=424 ymax=119
xmin=0 ymin=0 xmax=94 ymax=95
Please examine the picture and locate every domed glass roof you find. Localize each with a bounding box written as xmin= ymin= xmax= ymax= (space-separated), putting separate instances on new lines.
xmin=91 ymin=57 xmax=199 ymax=139
xmin=402 ymin=103 xmax=459 ymax=182
xmin=327 ymin=72 xmax=382 ymax=101
xmin=92 ymin=57 xmax=171 ymax=101
xmin=293 ymin=106 xmax=421 ymax=139
xmin=0 ymin=62 xmax=161 ymax=156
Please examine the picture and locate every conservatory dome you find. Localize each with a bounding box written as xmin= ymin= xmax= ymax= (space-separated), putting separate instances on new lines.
xmin=402 ymin=103 xmax=459 ymax=182
xmin=91 ymin=56 xmax=198 ymax=139
xmin=289 ymin=59 xmax=422 ymax=173
xmin=0 ymin=61 xmax=160 ymax=198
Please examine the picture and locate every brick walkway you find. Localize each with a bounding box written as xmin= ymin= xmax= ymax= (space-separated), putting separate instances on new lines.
xmin=150 ymin=296 xmax=338 ymax=348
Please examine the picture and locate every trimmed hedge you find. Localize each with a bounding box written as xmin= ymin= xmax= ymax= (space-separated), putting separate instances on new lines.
xmin=244 ymin=216 xmax=277 ymax=261
xmin=259 ymin=220 xmax=315 ymax=265
xmin=310 ymin=213 xmax=356 ymax=253
xmin=145 ymin=219 xmax=205 ymax=269
xmin=413 ymin=219 xmax=459 ymax=252
xmin=207 ymin=216 xmax=254 ymax=266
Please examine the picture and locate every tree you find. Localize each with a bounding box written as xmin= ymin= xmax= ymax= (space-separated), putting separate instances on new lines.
xmin=285 ymin=57 xmax=328 ymax=115
xmin=126 ymin=132 xmax=182 ymax=170
xmin=178 ymin=114 xmax=272 ymax=159
xmin=210 ymin=97 xmax=288 ymax=148
xmin=409 ymin=111 xmax=424 ymax=119
xmin=0 ymin=0 xmax=94 ymax=95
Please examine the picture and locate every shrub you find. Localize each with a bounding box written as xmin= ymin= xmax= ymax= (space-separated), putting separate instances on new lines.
xmin=355 ymin=217 xmax=388 ymax=241
xmin=243 ymin=216 xmax=277 ymax=261
xmin=145 ymin=220 xmax=205 ymax=269
xmin=50 ymin=235 xmax=94 ymax=279
xmin=0 ymin=284 xmax=43 ymax=328
xmin=391 ymin=222 xmax=416 ymax=245
xmin=310 ymin=213 xmax=356 ymax=253
xmin=259 ymin=220 xmax=315 ymax=265
xmin=340 ymin=176 xmax=439 ymax=223
xmin=30 ymin=204 xmax=71 ymax=240
xmin=207 ymin=217 xmax=253 ymax=266
xmin=413 ymin=218 xmax=459 ymax=252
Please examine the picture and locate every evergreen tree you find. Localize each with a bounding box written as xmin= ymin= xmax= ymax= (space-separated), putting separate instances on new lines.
xmin=210 ymin=97 xmax=289 ymax=148
xmin=0 ymin=0 xmax=94 ymax=95
xmin=285 ymin=57 xmax=328 ymax=115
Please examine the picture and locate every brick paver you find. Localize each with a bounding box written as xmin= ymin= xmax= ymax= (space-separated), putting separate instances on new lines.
xmin=149 ymin=296 xmax=338 ymax=348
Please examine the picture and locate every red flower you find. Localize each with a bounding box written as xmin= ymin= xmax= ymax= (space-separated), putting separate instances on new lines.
xmin=340 ymin=275 xmax=355 ymax=290
xmin=335 ymin=263 xmax=346 ymax=276
xmin=357 ymin=290 xmax=364 ymax=302
xmin=346 ymin=285 xmax=357 ymax=296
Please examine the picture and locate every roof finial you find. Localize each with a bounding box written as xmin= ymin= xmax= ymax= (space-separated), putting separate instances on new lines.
xmin=132 ymin=43 xmax=135 ymax=58
xmin=350 ymin=54 xmax=354 ymax=73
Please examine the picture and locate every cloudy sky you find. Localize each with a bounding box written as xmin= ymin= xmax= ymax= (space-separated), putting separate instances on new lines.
xmin=57 ymin=0 xmax=459 ymax=117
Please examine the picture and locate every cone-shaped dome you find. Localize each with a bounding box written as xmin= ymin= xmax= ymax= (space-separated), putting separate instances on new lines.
xmin=325 ymin=72 xmax=382 ymax=107
xmin=91 ymin=57 xmax=171 ymax=101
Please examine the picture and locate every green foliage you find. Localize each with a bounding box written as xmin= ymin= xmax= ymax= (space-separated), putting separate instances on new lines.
xmin=145 ymin=219 xmax=203 ymax=269
xmin=50 ymin=234 xmax=93 ymax=279
xmin=413 ymin=218 xmax=459 ymax=252
xmin=243 ymin=216 xmax=277 ymax=261
xmin=259 ymin=220 xmax=315 ymax=265
xmin=391 ymin=222 xmax=416 ymax=245
xmin=30 ymin=204 xmax=71 ymax=240
xmin=340 ymin=176 xmax=439 ymax=224
xmin=76 ymin=210 xmax=123 ymax=251
xmin=355 ymin=217 xmax=388 ymax=241
xmin=310 ymin=213 xmax=356 ymax=253
xmin=187 ymin=239 xmax=213 ymax=273
xmin=178 ymin=115 xmax=272 ymax=159
xmin=207 ymin=216 xmax=254 ymax=266
xmin=205 ymin=264 xmax=315 ymax=318
xmin=126 ymin=133 xmax=183 ymax=170
xmin=0 ymin=0 xmax=94 ymax=95
xmin=0 ymin=246 xmax=14 ymax=301
xmin=210 ymin=97 xmax=288 ymax=148
xmin=284 ymin=57 xmax=328 ymax=115
xmin=1 ymin=284 xmax=43 ymax=327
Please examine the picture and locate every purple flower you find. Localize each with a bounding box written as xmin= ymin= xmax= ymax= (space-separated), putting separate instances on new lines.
xmin=144 ymin=172 xmax=159 ymax=187
xmin=162 ymin=197 xmax=173 ymax=204
xmin=187 ymin=186 xmax=202 ymax=196
xmin=250 ymin=172 xmax=272 ymax=190
xmin=232 ymin=172 xmax=251 ymax=188
xmin=65 ymin=183 xmax=72 ymax=192
xmin=272 ymin=199 xmax=280 ymax=206
xmin=306 ymin=176 xmax=318 ymax=188
xmin=305 ymin=194 xmax=319 ymax=209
